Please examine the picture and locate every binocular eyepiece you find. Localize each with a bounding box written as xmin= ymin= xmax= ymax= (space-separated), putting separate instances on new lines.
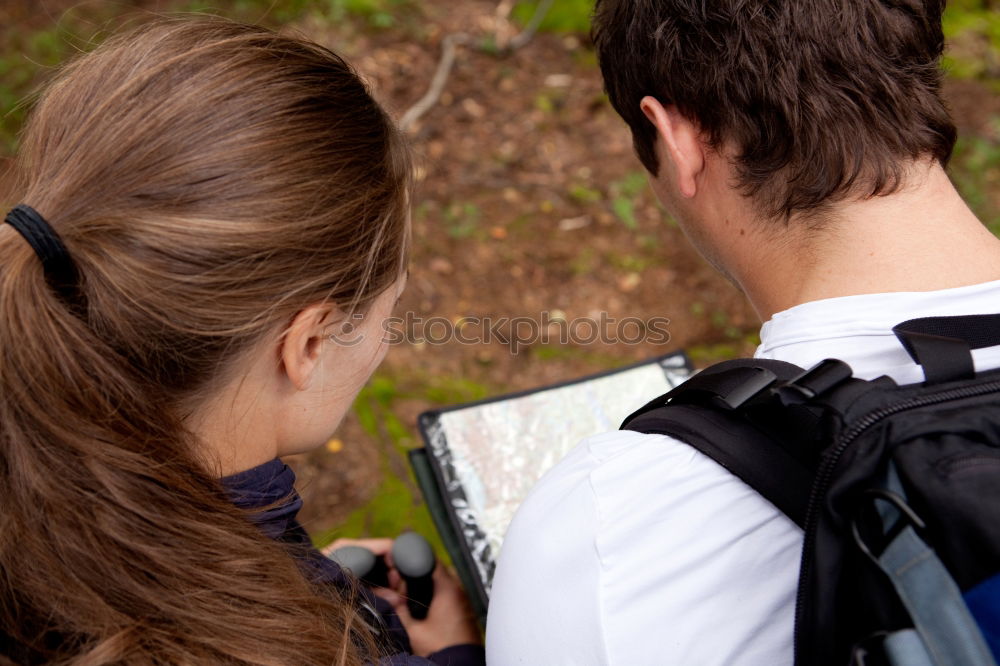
xmin=328 ymin=532 xmax=436 ymax=620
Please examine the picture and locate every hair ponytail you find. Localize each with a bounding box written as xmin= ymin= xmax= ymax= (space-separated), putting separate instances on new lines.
xmin=0 ymin=18 xmax=409 ymax=665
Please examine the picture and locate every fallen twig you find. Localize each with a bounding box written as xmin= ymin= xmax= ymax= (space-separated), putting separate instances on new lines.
xmin=397 ymin=0 xmax=554 ymax=132
xmin=507 ymin=0 xmax=554 ymax=51
xmin=399 ymin=32 xmax=471 ymax=132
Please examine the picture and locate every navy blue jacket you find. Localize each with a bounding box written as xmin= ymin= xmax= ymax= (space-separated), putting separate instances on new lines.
xmin=221 ymin=459 xmax=485 ymax=666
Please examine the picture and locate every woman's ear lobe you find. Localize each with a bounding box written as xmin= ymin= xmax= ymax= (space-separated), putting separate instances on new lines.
xmin=280 ymin=303 xmax=336 ymax=391
xmin=639 ymin=96 xmax=705 ymax=199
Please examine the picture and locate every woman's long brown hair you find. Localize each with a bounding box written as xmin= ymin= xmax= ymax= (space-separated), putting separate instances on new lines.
xmin=0 ymin=18 xmax=410 ymax=665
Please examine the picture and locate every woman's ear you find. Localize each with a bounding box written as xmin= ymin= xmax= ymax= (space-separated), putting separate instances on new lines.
xmin=639 ymin=96 xmax=706 ymax=199
xmin=279 ymin=303 xmax=338 ymax=391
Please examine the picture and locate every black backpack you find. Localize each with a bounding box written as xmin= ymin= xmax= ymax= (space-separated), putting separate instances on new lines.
xmin=621 ymin=315 xmax=1000 ymax=666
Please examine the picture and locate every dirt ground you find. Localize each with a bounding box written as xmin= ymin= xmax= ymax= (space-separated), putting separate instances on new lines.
xmin=283 ymin=1 xmax=762 ymax=532
xmin=2 ymin=0 xmax=999 ymax=536
xmin=281 ymin=1 xmax=1000 ymax=534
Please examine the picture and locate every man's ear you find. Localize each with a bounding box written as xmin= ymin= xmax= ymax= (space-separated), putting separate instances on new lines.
xmin=280 ymin=303 xmax=337 ymax=391
xmin=639 ymin=96 xmax=705 ymax=199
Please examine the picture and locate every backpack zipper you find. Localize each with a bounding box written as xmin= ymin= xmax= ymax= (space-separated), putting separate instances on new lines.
xmin=793 ymin=378 xmax=1000 ymax=663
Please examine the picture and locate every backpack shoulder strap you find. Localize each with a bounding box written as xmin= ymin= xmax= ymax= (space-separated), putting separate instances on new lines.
xmin=621 ymin=358 xmax=817 ymax=528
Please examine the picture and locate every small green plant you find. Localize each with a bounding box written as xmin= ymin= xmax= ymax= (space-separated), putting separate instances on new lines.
xmin=327 ymin=0 xmax=417 ymax=29
xmin=534 ymin=92 xmax=557 ymax=114
xmin=608 ymin=170 xmax=648 ymax=230
xmin=478 ymin=34 xmax=501 ymax=56
xmin=607 ymin=251 xmax=652 ymax=273
xmin=443 ymin=201 xmax=482 ymax=239
xmin=611 ymin=198 xmax=638 ymax=230
xmin=637 ymin=234 xmax=659 ymax=250
xmin=709 ymin=309 xmax=747 ymax=341
xmin=571 ymin=247 xmax=598 ymax=276
xmin=568 ymin=183 xmax=602 ymax=204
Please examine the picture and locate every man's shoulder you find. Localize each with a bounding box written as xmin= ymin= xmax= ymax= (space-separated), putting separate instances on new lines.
xmin=491 ymin=429 xmax=803 ymax=665
xmin=502 ymin=426 xmax=801 ymax=568
xmin=512 ymin=427 xmax=776 ymax=525
xmin=504 ymin=430 xmax=700 ymax=529
xmin=536 ymin=427 xmax=707 ymax=486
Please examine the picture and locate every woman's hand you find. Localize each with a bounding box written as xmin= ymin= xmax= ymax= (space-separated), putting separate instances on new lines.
xmin=376 ymin=562 xmax=481 ymax=656
xmin=323 ymin=537 xmax=394 ymax=559
xmin=324 ymin=537 xmax=481 ymax=656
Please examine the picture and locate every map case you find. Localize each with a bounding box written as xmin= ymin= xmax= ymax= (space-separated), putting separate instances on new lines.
xmin=411 ymin=351 xmax=693 ymax=622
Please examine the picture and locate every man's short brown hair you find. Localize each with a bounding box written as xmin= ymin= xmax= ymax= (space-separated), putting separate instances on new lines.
xmin=592 ymin=0 xmax=957 ymax=219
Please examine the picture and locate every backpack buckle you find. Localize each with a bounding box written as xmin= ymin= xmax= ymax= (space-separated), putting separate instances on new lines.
xmin=777 ymin=359 xmax=853 ymax=403
xmin=714 ymin=367 xmax=779 ymax=409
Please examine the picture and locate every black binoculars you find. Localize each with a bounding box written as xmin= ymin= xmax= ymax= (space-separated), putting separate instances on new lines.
xmin=328 ymin=532 xmax=436 ymax=620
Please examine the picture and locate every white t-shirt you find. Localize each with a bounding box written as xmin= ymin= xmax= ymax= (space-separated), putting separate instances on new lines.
xmin=486 ymin=279 xmax=1000 ymax=665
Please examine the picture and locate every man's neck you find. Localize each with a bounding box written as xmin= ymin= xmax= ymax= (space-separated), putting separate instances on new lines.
xmin=733 ymin=162 xmax=1000 ymax=321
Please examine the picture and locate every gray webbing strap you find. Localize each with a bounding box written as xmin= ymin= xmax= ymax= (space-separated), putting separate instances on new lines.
xmin=884 ymin=629 xmax=935 ymax=666
xmin=873 ymin=464 xmax=996 ymax=666
xmin=877 ymin=526 xmax=995 ymax=665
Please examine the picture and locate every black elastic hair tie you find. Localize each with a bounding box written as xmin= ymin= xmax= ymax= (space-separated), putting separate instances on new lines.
xmin=4 ymin=204 xmax=83 ymax=306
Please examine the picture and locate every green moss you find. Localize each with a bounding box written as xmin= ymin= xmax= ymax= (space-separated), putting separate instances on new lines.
xmin=421 ymin=375 xmax=492 ymax=405
xmin=949 ymin=126 xmax=1000 ymax=236
xmin=313 ymin=472 xmax=448 ymax=564
xmin=0 ymin=0 xmax=322 ymax=157
xmin=942 ymin=3 xmax=1000 ymax=81
xmin=687 ymin=343 xmax=740 ymax=365
xmin=530 ymin=344 xmax=623 ymax=369
xmin=313 ymin=372 xmax=486 ymax=562
xmin=511 ymin=0 xmax=593 ymax=36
